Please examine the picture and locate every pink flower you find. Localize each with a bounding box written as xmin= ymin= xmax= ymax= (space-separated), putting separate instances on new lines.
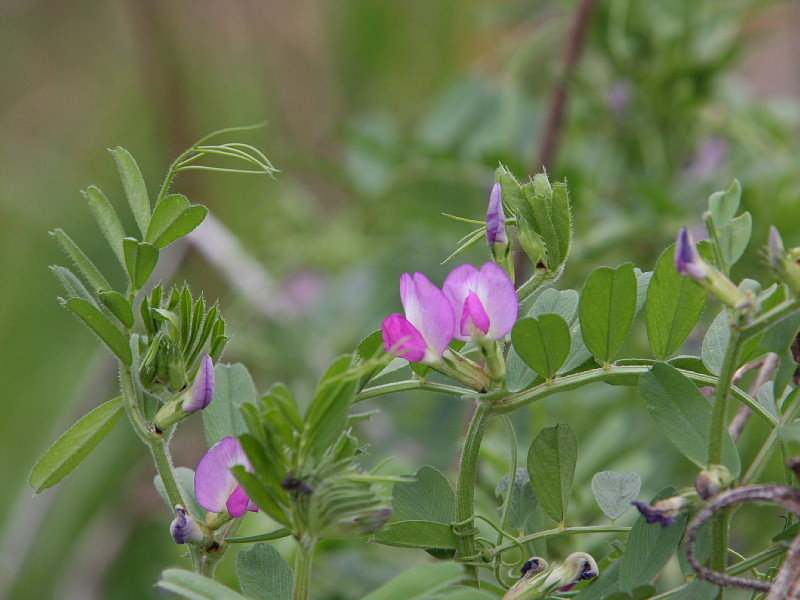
xmin=382 ymin=272 xmax=455 ymax=363
xmin=194 ymin=436 xmax=258 ymax=518
xmin=443 ymin=262 xmax=518 ymax=343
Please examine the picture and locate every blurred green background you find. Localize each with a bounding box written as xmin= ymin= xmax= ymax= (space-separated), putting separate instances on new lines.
xmin=3 ymin=1 xmax=800 ymax=598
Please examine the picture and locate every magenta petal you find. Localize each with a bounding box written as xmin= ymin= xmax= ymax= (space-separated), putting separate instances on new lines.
xmin=443 ymin=264 xmax=479 ymax=342
xmin=461 ymin=291 xmax=490 ymax=336
xmin=472 ymin=262 xmax=518 ymax=339
xmin=382 ymin=314 xmax=426 ymax=362
xmin=226 ymin=485 xmax=252 ymax=517
xmin=195 ymin=436 xmax=252 ymax=514
xmin=399 ymin=272 xmax=455 ymax=360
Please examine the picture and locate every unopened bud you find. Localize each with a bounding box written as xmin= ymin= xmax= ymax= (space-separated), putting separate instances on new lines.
xmin=503 ymin=553 xmax=597 ymax=600
xmin=170 ymin=505 xmax=211 ymax=546
xmin=154 ymin=355 xmax=216 ymax=432
xmin=695 ymin=465 xmax=732 ymax=500
xmin=632 ymin=495 xmax=691 ymax=527
xmin=768 ymin=226 xmax=800 ymax=296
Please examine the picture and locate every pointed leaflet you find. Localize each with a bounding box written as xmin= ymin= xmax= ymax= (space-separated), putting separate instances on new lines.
xmin=639 ymin=362 xmax=740 ymax=476
xmin=527 ymin=423 xmax=577 ymax=523
xmin=84 ymin=185 xmax=126 ymax=267
xmin=512 ymin=315 xmax=571 ymax=379
xmin=64 ymin=298 xmax=132 ymax=366
xmin=98 ymin=291 xmax=134 ymax=328
xmin=29 ymin=397 xmax=124 ymax=493
xmin=157 ymin=569 xmax=248 ymax=600
xmin=236 ymin=543 xmax=293 ymax=600
xmin=122 ymin=237 xmax=159 ymax=290
xmin=579 ymin=263 xmax=637 ymax=365
xmin=618 ymin=488 xmax=687 ymax=591
xmin=361 ymin=563 xmax=464 ymax=600
xmin=112 ymin=147 xmax=151 ymax=237
xmin=591 ymin=471 xmax=641 ymax=520
xmin=392 ymin=466 xmax=456 ymax=524
xmin=302 ymin=355 xmax=358 ymax=460
xmin=147 ymin=193 xmax=208 ymax=248
xmin=646 ymin=243 xmax=710 ymax=360
xmin=51 ymin=229 xmax=112 ymax=292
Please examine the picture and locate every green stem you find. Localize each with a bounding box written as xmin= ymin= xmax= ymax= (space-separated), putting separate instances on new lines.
xmin=455 ymin=403 xmax=493 ymax=586
xmin=293 ymin=538 xmax=316 ymax=600
xmin=356 ymin=380 xmax=474 ymax=402
xmin=708 ymin=327 xmax=744 ymax=588
xmin=488 ymin=525 xmax=630 ymax=558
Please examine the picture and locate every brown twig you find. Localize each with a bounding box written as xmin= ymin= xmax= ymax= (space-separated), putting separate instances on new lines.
xmin=729 ymin=354 xmax=779 ymax=441
xmin=686 ymin=485 xmax=800 ymax=592
xmin=536 ymin=0 xmax=600 ymax=173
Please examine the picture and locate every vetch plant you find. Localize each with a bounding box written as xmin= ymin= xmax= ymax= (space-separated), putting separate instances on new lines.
xmin=30 ymin=133 xmax=800 ymax=600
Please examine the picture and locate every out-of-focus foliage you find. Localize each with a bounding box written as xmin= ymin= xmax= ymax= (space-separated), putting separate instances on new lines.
xmin=3 ymin=0 xmax=800 ymax=599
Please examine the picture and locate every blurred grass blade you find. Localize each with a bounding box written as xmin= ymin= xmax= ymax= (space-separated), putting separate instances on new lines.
xmin=84 ymin=185 xmax=126 ymax=266
xmin=50 ymin=229 xmax=111 ymax=292
xmin=63 ymin=297 xmax=132 ymax=366
xmin=112 ymin=147 xmax=151 ymax=236
xmin=29 ymin=396 xmax=124 ymax=493
xmin=360 ymin=562 xmax=463 ymax=600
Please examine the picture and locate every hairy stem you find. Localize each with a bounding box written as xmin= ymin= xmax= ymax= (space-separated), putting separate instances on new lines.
xmin=455 ymin=403 xmax=493 ymax=586
xmin=293 ymin=538 xmax=316 ymax=600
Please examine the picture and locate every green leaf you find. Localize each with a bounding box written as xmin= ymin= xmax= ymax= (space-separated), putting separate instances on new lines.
xmin=668 ymin=580 xmax=718 ymax=600
xmin=203 ymin=363 xmax=255 ymax=446
xmin=64 ymin=298 xmax=132 ymax=366
xmin=236 ymin=543 xmax=293 ymax=600
xmin=701 ymin=310 xmax=763 ymax=376
xmin=496 ymin=468 xmax=539 ymax=532
xmin=437 ymin=591 xmax=495 ymax=600
xmin=619 ymin=488 xmax=687 ymax=591
xmin=639 ymin=363 xmax=740 ymax=476
xmin=591 ymin=471 xmax=641 ymax=520
xmin=512 ymin=315 xmax=571 ymax=379
xmin=579 ymin=263 xmax=638 ymax=364
xmin=718 ymin=211 xmax=752 ymax=267
xmin=112 ymin=147 xmax=151 ymax=236
xmin=29 ymin=396 xmax=124 ymax=493
xmin=154 ymin=466 xmax=205 ymax=519
xmin=232 ymin=466 xmax=291 ymax=527
xmin=370 ymin=520 xmax=458 ymax=549
xmin=51 ymin=265 xmax=98 ymax=306
xmin=392 ymin=466 xmax=456 ymax=524
xmin=527 ymin=423 xmax=577 ymax=523
xmin=98 ymin=291 xmax=134 ymax=328
xmin=361 ymin=563 xmax=464 ymax=600
xmin=157 ymin=569 xmax=248 ymax=600
xmin=709 ymin=180 xmax=741 ymax=224
xmin=646 ymin=243 xmax=709 ymax=360
xmin=147 ymin=194 xmax=208 ymax=248
xmin=302 ymin=355 xmax=358 ymax=460
xmin=51 ymin=228 xmax=112 ymax=292
xmin=122 ymin=237 xmax=159 ymax=290
xmin=529 ymin=288 xmax=579 ymax=321
xmin=84 ymin=185 xmax=126 ymax=266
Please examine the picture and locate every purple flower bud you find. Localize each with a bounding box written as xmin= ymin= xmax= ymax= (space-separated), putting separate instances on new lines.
xmin=675 ymin=227 xmax=708 ymax=280
xmin=182 ymin=354 xmax=215 ymax=413
xmin=170 ymin=505 xmax=204 ymax=544
xmin=607 ymin=80 xmax=631 ymax=118
xmin=632 ymin=496 xmax=690 ymax=527
xmin=487 ymin=183 xmax=508 ymax=247
xmin=195 ymin=436 xmax=258 ymax=518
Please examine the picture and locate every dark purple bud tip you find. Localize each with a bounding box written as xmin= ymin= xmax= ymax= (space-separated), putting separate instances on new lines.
xmin=675 ymin=227 xmax=706 ymax=280
xmin=632 ymin=500 xmax=677 ymax=527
